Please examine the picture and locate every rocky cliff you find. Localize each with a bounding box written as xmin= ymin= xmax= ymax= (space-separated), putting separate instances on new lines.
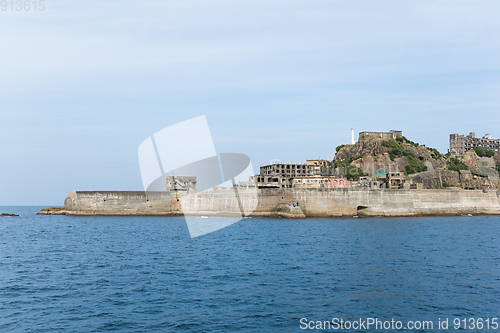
xmin=332 ymin=134 xmax=500 ymax=190
xmin=333 ymin=136 xmax=445 ymax=177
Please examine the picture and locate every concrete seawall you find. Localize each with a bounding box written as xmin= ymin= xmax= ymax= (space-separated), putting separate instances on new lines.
xmin=62 ymin=188 xmax=500 ymax=217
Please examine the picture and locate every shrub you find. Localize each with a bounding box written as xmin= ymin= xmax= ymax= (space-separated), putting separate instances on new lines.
xmin=442 ymin=182 xmax=455 ymax=188
xmin=382 ymin=141 xmax=427 ymax=174
xmin=382 ymin=140 xmax=399 ymax=149
xmin=473 ymin=146 xmax=495 ymax=158
xmin=336 ymin=144 xmax=346 ymax=153
xmin=333 ymin=154 xmax=363 ymax=167
xmin=345 ymin=165 xmax=368 ymax=180
xmin=388 ymin=151 xmax=395 ymax=161
xmin=396 ymin=136 xmax=419 ymax=146
xmin=429 ymin=148 xmax=443 ymax=160
xmin=447 ymin=158 xmax=469 ymax=171
xmin=405 ymin=155 xmax=428 ymax=174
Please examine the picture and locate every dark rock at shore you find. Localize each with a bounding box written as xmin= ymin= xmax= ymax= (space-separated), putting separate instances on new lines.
xmin=275 ymin=203 xmax=306 ymax=219
xmin=1 ymin=213 xmax=20 ymax=217
xmin=37 ymin=207 xmax=67 ymax=215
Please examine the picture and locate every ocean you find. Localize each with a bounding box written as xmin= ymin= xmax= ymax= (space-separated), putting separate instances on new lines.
xmin=1 ymin=206 xmax=499 ymax=332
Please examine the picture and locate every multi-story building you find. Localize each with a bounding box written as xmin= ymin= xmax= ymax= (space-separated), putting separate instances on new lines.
xmin=292 ymin=176 xmax=349 ymax=189
xmin=385 ymin=172 xmax=404 ymax=189
xmin=292 ymin=176 xmax=328 ymax=189
xmin=253 ymin=175 xmax=288 ymax=189
xmin=259 ymin=162 xmax=323 ymax=178
xmin=323 ymin=177 xmax=349 ymax=188
xmin=450 ymin=132 xmax=500 ymax=157
xmin=259 ymin=160 xmax=330 ymax=188
xmin=306 ymin=158 xmax=328 ymax=167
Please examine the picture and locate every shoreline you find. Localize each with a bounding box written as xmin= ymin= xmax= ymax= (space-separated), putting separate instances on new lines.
xmin=37 ymin=188 xmax=500 ymax=218
xmin=36 ymin=208 xmax=499 ymax=218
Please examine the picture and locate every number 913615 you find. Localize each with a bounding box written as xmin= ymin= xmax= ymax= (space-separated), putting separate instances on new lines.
xmin=453 ymin=318 xmax=498 ymax=330
xmin=1 ymin=0 xmax=45 ymax=11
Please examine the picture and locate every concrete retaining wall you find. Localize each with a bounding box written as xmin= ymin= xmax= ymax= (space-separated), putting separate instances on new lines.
xmin=63 ymin=188 xmax=500 ymax=217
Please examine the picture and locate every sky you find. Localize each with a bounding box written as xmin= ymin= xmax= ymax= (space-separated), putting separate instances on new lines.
xmin=1 ymin=0 xmax=500 ymax=205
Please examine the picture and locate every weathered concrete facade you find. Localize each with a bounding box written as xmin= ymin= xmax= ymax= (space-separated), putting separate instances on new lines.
xmin=450 ymin=132 xmax=500 ymax=157
xmin=260 ymin=162 xmax=322 ymax=178
xmin=62 ymin=188 xmax=500 ymax=217
xmin=166 ymin=176 xmax=197 ymax=191
xmin=358 ymin=130 xmax=402 ymax=142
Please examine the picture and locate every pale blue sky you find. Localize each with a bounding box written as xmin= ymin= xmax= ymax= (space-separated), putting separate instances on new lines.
xmin=1 ymin=0 xmax=500 ymax=205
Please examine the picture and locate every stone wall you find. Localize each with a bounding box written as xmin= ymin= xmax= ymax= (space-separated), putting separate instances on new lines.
xmin=358 ymin=130 xmax=402 ymax=142
xmin=63 ymin=188 xmax=500 ymax=217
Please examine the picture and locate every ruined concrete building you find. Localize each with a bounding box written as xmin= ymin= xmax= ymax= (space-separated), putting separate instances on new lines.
xmin=306 ymin=158 xmax=329 ymax=167
xmin=450 ymin=132 xmax=500 ymax=157
xmin=358 ymin=130 xmax=402 ymax=142
xmin=166 ymin=176 xmax=197 ymax=191
xmin=258 ymin=159 xmax=335 ymax=188
xmin=260 ymin=162 xmax=323 ymax=178
xmin=253 ymin=175 xmax=288 ymax=189
xmin=292 ymin=176 xmax=348 ymax=189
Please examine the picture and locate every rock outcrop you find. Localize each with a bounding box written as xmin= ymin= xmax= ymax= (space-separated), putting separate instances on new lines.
xmin=333 ymin=134 xmax=500 ymax=190
xmin=36 ymin=207 xmax=67 ymax=215
xmin=0 ymin=213 xmax=20 ymax=217
xmin=275 ymin=203 xmax=306 ymax=219
xmin=334 ymin=136 xmax=444 ymax=177
xmin=462 ymin=150 xmax=499 ymax=179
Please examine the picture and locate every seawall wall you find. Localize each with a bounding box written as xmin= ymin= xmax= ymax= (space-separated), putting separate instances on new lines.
xmin=63 ymin=188 xmax=500 ymax=217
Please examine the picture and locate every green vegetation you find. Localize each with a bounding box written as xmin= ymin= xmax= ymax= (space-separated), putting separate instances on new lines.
xmin=389 ymin=145 xmax=412 ymax=158
xmin=333 ymin=154 xmax=363 ymax=167
xmin=405 ymin=155 xmax=428 ymax=174
xmin=429 ymin=148 xmax=443 ymax=160
xmin=333 ymin=151 xmax=369 ymax=180
xmin=382 ymin=140 xmax=427 ymax=174
xmin=345 ymin=165 xmax=368 ymax=180
xmin=382 ymin=140 xmax=399 ymax=149
xmin=442 ymin=182 xmax=455 ymax=188
xmin=334 ymin=136 xmax=444 ymax=177
xmin=447 ymin=158 xmax=469 ymax=171
xmin=396 ymin=136 xmax=419 ymax=147
xmin=377 ymin=177 xmax=386 ymax=183
xmin=473 ymin=146 xmax=495 ymax=158
xmin=383 ymin=141 xmax=411 ymax=160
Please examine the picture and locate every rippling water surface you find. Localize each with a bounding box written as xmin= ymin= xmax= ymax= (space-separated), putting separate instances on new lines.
xmin=1 ymin=206 xmax=499 ymax=332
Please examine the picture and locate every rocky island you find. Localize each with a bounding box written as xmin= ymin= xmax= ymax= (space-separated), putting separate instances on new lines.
xmin=1 ymin=213 xmax=20 ymax=217
xmin=39 ymin=130 xmax=500 ymax=218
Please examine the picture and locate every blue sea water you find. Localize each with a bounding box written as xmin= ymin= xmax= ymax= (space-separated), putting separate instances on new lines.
xmin=1 ymin=206 xmax=499 ymax=332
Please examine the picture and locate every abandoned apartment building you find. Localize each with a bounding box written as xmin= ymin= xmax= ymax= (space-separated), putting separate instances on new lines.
xmin=450 ymin=132 xmax=500 ymax=157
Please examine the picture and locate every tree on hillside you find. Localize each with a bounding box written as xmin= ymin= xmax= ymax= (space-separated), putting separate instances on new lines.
xmin=473 ymin=146 xmax=495 ymax=158
xmin=345 ymin=165 xmax=368 ymax=181
xmin=447 ymin=158 xmax=468 ymax=171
